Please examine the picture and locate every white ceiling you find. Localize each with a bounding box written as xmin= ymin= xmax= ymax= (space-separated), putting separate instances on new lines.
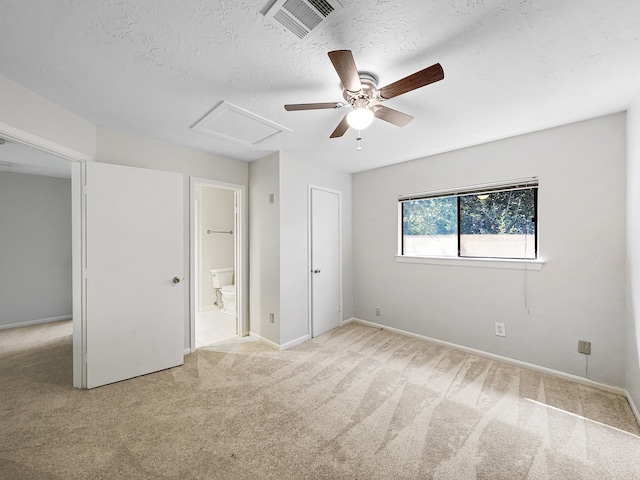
xmin=0 ymin=0 xmax=639 ymax=174
xmin=0 ymin=140 xmax=71 ymax=178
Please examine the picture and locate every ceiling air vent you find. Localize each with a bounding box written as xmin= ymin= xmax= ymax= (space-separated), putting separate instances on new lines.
xmin=262 ymin=0 xmax=343 ymax=40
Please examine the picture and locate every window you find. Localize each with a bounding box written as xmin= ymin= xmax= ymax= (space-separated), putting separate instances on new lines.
xmin=400 ymin=180 xmax=538 ymax=260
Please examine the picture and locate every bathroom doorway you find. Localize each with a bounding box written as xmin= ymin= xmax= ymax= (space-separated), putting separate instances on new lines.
xmin=190 ymin=178 xmax=246 ymax=350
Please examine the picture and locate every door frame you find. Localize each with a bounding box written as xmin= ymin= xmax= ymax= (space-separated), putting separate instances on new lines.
xmin=307 ymin=184 xmax=343 ymax=338
xmin=189 ymin=177 xmax=248 ymax=351
xmin=0 ymin=121 xmax=92 ymax=388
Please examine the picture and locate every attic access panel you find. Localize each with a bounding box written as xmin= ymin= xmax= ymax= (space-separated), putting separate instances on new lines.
xmin=192 ymin=101 xmax=291 ymax=147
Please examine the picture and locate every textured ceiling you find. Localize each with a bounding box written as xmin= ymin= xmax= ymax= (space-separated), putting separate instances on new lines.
xmin=0 ymin=0 xmax=639 ymax=173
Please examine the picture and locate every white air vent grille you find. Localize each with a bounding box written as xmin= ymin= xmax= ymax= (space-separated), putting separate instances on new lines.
xmin=308 ymin=0 xmax=334 ymax=16
xmin=263 ymin=0 xmax=342 ymax=40
xmin=274 ymin=9 xmax=309 ymax=39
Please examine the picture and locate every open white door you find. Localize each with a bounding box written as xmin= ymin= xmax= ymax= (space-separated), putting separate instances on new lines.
xmin=83 ymin=162 xmax=184 ymax=388
xmin=310 ymin=187 xmax=341 ymax=337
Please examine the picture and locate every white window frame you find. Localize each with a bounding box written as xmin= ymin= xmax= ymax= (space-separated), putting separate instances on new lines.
xmin=397 ymin=178 xmax=544 ymax=271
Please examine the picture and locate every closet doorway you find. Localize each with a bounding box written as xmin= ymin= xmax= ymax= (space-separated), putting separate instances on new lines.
xmin=190 ymin=178 xmax=246 ymax=350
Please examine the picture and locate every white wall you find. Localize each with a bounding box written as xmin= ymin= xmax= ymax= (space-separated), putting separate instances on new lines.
xmin=96 ymin=126 xmax=247 ymax=184
xmin=248 ymin=150 xmax=353 ymax=347
xmin=279 ymin=151 xmax=353 ymax=345
xmin=353 ymin=113 xmax=627 ymax=387
xmin=627 ymin=94 xmax=640 ymax=412
xmin=96 ymin=126 xmax=249 ymax=349
xmin=197 ymin=185 xmax=235 ymax=309
xmin=249 ymin=152 xmax=281 ymax=344
xmin=0 ymin=74 xmax=95 ymax=158
xmin=0 ymin=172 xmax=72 ymax=328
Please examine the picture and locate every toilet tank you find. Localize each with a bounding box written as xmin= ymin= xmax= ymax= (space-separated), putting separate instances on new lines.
xmin=210 ymin=268 xmax=234 ymax=287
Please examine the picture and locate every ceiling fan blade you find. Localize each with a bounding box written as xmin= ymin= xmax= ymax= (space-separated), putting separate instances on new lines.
xmin=284 ymin=102 xmax=343 ymax=111
xmin=330 ymin=114 xmax=350 ymax=138
xmin=378 ymin=63 xmax=444 ymax=100
xmin=373 ymin=105 xmax=414 ymax=127
xmin=328 ymin=50 xmax=362 ymax=94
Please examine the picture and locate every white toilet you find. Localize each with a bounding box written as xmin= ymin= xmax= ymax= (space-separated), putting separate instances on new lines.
xmin=210 ymin=268 xmax=235 ymax=316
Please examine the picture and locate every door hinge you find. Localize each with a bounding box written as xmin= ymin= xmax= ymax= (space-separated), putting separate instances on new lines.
xmin=81 ymin=184 xmax=88 ymax=195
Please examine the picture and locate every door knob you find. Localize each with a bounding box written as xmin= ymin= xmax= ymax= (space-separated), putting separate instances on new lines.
xmin=172 ymin=277 xmax=181 ymax=284
xmin=313 ymin=269 xmax=321 ymax=274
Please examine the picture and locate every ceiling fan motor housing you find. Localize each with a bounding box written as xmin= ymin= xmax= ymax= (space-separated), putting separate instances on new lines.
xmin=343 ymin=73 xmax=378 ymax=105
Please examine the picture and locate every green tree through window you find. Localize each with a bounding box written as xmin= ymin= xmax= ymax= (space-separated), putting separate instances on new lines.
xmin=401 ymin=184 xmax=537 ymax=259
xmin=460 ymin=190 xmax=535 ymax=235
xmin=403 ymin=197 xmax=457 ymax=236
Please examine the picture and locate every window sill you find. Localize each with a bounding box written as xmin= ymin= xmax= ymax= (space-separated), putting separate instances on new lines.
xmin=396 ymin=255 xmax=544 ymax=271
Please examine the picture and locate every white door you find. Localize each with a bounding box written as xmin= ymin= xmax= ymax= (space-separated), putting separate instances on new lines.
xmin=83 ymin=162 xmax=184 ymax=388
xmin=310 ymin=187 xmax=341 ymax=337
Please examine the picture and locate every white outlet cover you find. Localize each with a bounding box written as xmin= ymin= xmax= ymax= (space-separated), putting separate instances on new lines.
xmin=495 ymin=323 xmax=506 ymax=337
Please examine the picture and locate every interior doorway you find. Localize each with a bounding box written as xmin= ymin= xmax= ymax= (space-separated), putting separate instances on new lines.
xmin=0 ymin=126 xmax=89 ymax=387
xmin=190 ymin=178 xmax=246 ymax=350
xmin=0 ymin=142 xmax=73 ymax=331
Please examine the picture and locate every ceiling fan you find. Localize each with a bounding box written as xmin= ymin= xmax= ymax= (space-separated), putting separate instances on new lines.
xmin=284 ymin=50 xmax=444 ymax=138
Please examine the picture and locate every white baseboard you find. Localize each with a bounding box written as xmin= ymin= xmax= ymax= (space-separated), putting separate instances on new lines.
xmin=626 ymin=390 xmax=640 ymax=425
xmin=249 ymin=332 xmax=310 ymax=351
xmin=347 ymin=318 xmax=627 ymax=396
xmin=249 ymin=332 xmax=279 ymax=350
xmin=0 ymin=315 xmax=72 ymax=331
xmin=280 ymin=334 xmax=310 ymax=351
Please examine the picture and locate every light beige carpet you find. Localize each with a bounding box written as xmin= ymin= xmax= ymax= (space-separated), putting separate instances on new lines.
xmin=1 ymin=320 xmax=639 ymax=479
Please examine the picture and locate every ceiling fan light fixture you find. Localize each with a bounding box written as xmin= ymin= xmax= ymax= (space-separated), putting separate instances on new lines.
xmin=283 ymin=50 xmax=444 ymax=138
xmin=347 ymin=107 xmax=374 ymax=130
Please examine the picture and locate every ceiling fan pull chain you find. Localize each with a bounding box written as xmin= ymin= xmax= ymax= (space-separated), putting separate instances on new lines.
xmin=356 ymin=132 xmax=363 ymax=151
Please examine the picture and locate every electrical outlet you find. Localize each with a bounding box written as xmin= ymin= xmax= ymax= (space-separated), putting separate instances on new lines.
xmin=269 ymin=313 xmax=275 ymax=324
xmin=578 ymin=340 xmax=591 ymax=355
xmin=375 ymin=307 xmax=381 ymax=317
xmin=495 ymin=322 xmax=506 ymax=337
